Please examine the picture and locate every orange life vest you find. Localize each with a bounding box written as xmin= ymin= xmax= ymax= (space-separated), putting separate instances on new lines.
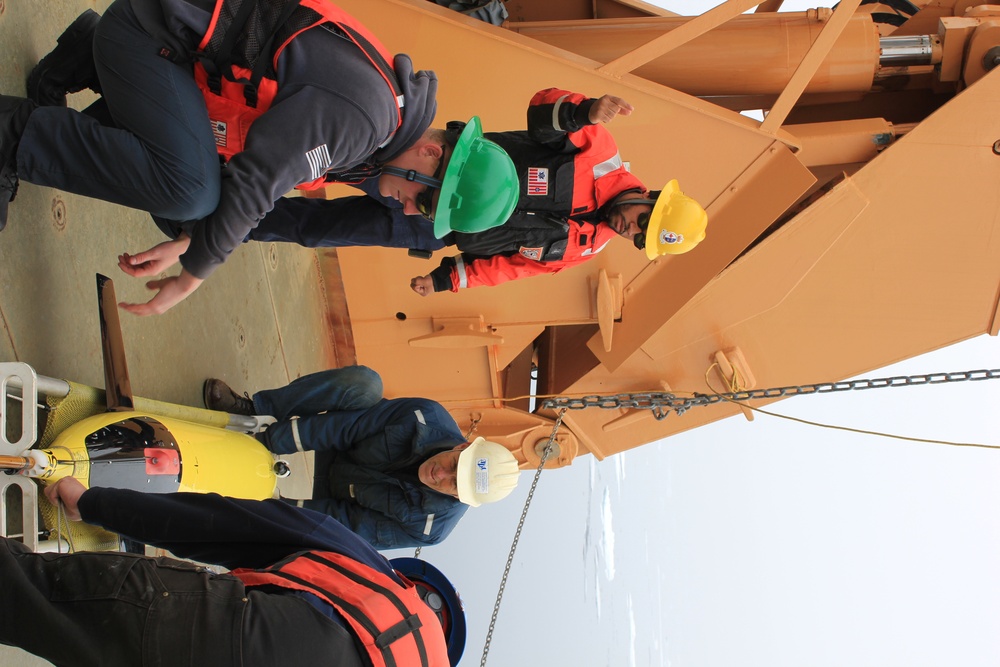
xmin=194 ymin=0 xmax=403 ymax=190
xmin=231 ymin=551 xmax=450 ymax=667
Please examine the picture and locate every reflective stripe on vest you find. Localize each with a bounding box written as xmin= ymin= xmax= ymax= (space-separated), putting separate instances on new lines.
xmin=231 ymin=551 xmax=450 ymax=667
xmin=195 ymin=0 xmax=403 ymax=189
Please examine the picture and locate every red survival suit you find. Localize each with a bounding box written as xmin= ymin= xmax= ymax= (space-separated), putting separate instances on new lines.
xmin=233 ymin=550 xmax=449 ymax=667
xmin=194 ymin=0 xmax=403 ymax=190
xmin=429 ymin=88 xmax=648 ymax=292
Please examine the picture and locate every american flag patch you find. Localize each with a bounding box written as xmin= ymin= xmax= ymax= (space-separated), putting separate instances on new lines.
xmin=305 ymin=144 xmax=332 ymax=181
xmin=527 ymin=167 xmax=549 ymax=196
xmin=211 ymin=120 xmax=228 ymax=148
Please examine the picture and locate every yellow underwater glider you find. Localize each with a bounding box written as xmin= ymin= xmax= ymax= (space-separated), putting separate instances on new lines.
xmin=0 ymin=274 xmax=280 ymax=500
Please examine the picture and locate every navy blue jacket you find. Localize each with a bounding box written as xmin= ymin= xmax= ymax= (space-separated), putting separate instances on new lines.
xmin=265 ymin=397 xmax=469 ymax=549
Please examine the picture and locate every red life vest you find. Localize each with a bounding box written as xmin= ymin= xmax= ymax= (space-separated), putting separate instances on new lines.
xmin=231 ymin=551 xmax=450 ymax=667
xmin=194 ymin=0 xmax=403 ymax=190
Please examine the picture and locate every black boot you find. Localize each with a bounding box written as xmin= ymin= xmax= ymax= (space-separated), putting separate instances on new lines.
xmin=26 ymin=9 xmax=102 ymax=107
xmin=0 ymin=95 xmax=37 ymax=231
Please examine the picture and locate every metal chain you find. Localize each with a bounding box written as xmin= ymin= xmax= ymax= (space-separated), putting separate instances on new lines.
xmin=479 ymin=409 xmax=566 ymax=667
xmin=539 ymin=369 xmax=1000 ymax=420
xmin=465 ymin=414 xmax=482 ymax=441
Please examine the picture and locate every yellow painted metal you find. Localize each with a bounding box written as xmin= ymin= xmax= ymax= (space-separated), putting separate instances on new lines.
xmin=503 ymin=0 xmax=669 ymax=21
xmin=306 ymin=0 xmax=1000 ymax=464
xmin=761 ymin=0 xmax=863 ymax=133
xmin=506 ymin=11 xmax=881 ymax=100
xmin=596 ymin=0 xmax=762 ymax=79
xmin=39 ymin=412 xmax=276 ymax=499
xmin=785 ymin=119 xmax=895 ymax=168
xmin=939 ymin=17 xmax=980 ymax=82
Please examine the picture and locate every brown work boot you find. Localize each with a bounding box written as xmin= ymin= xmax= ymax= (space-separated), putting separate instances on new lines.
xmin=203 ymin=379 xmax=255 ymax=415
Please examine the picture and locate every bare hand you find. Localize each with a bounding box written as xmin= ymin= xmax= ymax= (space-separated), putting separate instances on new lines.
xmin=410 ymin=275 xmax=433 ymax=296
xmin=43 ymin=477 xmax=88 ymax=521
xmin=589 ymin=95 xmax=634 ymax=124
xmin=119 ymin=269 xmax=205 ymax=316
xmin=118 ymin=234 xmax=191 ymax=278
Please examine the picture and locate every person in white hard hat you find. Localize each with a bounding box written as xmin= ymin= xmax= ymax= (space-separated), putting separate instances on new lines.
xmin=202 ymin=366 xmax=521 ymax=549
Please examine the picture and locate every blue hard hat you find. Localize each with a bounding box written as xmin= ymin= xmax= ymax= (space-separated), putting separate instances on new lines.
xmin=391 ymin=557 xmax=467 ymax=666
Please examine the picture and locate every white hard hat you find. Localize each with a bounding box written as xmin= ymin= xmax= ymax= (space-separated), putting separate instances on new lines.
xmin=456 ymin=437 xmax=520 ymax=507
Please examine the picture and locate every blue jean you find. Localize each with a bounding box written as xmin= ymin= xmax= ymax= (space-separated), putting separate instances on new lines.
xmin=16 ymin=0 xmax=220 ymax=221
xmin=252 ymin=366 xmax=384 ymax=421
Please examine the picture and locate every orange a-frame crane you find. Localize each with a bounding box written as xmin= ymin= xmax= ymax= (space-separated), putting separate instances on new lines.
xmin=308 ymin=0 xmax=1000 ymax=467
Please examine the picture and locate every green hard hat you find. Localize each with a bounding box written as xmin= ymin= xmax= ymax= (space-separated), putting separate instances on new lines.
xmin=433 ymin=116 xmax=519 ymax=238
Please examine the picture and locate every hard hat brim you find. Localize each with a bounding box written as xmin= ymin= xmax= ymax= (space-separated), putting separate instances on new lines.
xmin=456 ymin=436 xmax=488 ymax=506
xmin=389 ymin=557 xmax=467 ymax=666
xmin=433 ymin=116 xmax=483 ymax=238
xmin=645 ymin=179 xmax=681 ymax=259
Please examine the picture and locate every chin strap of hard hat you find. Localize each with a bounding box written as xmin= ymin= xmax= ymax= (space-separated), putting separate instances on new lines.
xmin=380 ymin=165 xmax=444 ymax=189
xmin=606 ymin=189 xmax=658 ymax=252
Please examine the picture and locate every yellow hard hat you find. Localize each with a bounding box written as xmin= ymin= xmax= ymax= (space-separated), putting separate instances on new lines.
xmin=456 ymin=437 xmax=520 ymax=507
xmin=643 ymin=179 xmax=708 ymax=259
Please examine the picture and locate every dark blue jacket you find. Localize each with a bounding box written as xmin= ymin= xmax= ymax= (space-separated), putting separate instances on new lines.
xmin=265 ymin=397 xmax=469 ymax=549
xmin=79 ymin=487 xmax=397 ymax=577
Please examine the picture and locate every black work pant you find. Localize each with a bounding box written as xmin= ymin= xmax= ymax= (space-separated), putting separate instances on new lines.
xmin=0 ymin=537 xmax=365 ymax=667
xmin=17 ymin=0 xmax=221 ymax=221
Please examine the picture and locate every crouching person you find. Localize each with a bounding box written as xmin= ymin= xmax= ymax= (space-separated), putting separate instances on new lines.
xmin=204 ymin=365 xmax=522 ymax=549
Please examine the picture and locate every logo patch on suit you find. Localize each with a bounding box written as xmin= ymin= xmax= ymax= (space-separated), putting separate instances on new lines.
xmin=519 ymin=246 xmax=543 ymax=260
xmin=211 ymin=120 xmax=228 ymax=148
xmin=527 ymin=167 xmax=549 ymax=195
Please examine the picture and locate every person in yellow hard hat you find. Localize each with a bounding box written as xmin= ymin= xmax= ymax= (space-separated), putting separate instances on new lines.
xmin=240 ymin=87 xmax=708 ymax=296
xmin=201 ymin=366 xmax=521 ymax=550
xmin=610 ymin=179 xmax=709 ymax=259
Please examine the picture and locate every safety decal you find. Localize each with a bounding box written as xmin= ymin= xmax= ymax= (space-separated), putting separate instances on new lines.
xmin=211 ymin=120 xmax=228 ymax=148
xmin=527 ymin=167 xmax=549 ymax=196
xmin=474 ymin=457 xmax=490 ymax=493
xmin=519 ymin=246 xmax=543 ymax=260
xmin=660 ymin=230 xmax=684 ymax=245
xmin=306 ymin=144 xmax=332 ymax=181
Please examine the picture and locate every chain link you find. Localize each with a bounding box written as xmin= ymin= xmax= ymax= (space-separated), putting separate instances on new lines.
xmin=479 ymin=409 xmax=566 ymax=667
xmin=539 ymin=369 xmax=1000 ymax=420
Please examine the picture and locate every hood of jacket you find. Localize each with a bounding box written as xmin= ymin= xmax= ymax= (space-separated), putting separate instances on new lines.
xmin=373 ymin=54 xmax=438 ymax=164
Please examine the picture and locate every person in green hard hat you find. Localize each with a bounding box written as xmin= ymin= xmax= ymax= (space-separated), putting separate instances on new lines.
xmin=117 ymin=113 xmax=520 ymax=286
xmin=131 ymin=88 xmax=706 ymax=294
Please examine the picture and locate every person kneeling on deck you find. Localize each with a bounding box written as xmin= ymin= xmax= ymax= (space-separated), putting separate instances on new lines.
xmin=0 ymin=0 xmax=438 ymax=315
xmin=204 ymin=366 xmax=521 ymax=549
xmin=5 ymin=477 xmax=454 ymax=667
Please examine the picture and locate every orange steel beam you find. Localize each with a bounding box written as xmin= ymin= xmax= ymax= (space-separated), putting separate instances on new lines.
xmin=756 ymin=0 xmax=785 ymax=11
xmin=597 ymin=0 xmax=762 ymax=78
xmin=587 ymin=141 xmax=816 ymax=372
xmin=506 ymin=13 xmax=882 ymax=100
xmin=314 ymin=0 xmax=1000 ymax=463
xmin=612 ymin=0 xmax=680 ymax=17
xmin=760 ymin=0 xmax=862 ymax=133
